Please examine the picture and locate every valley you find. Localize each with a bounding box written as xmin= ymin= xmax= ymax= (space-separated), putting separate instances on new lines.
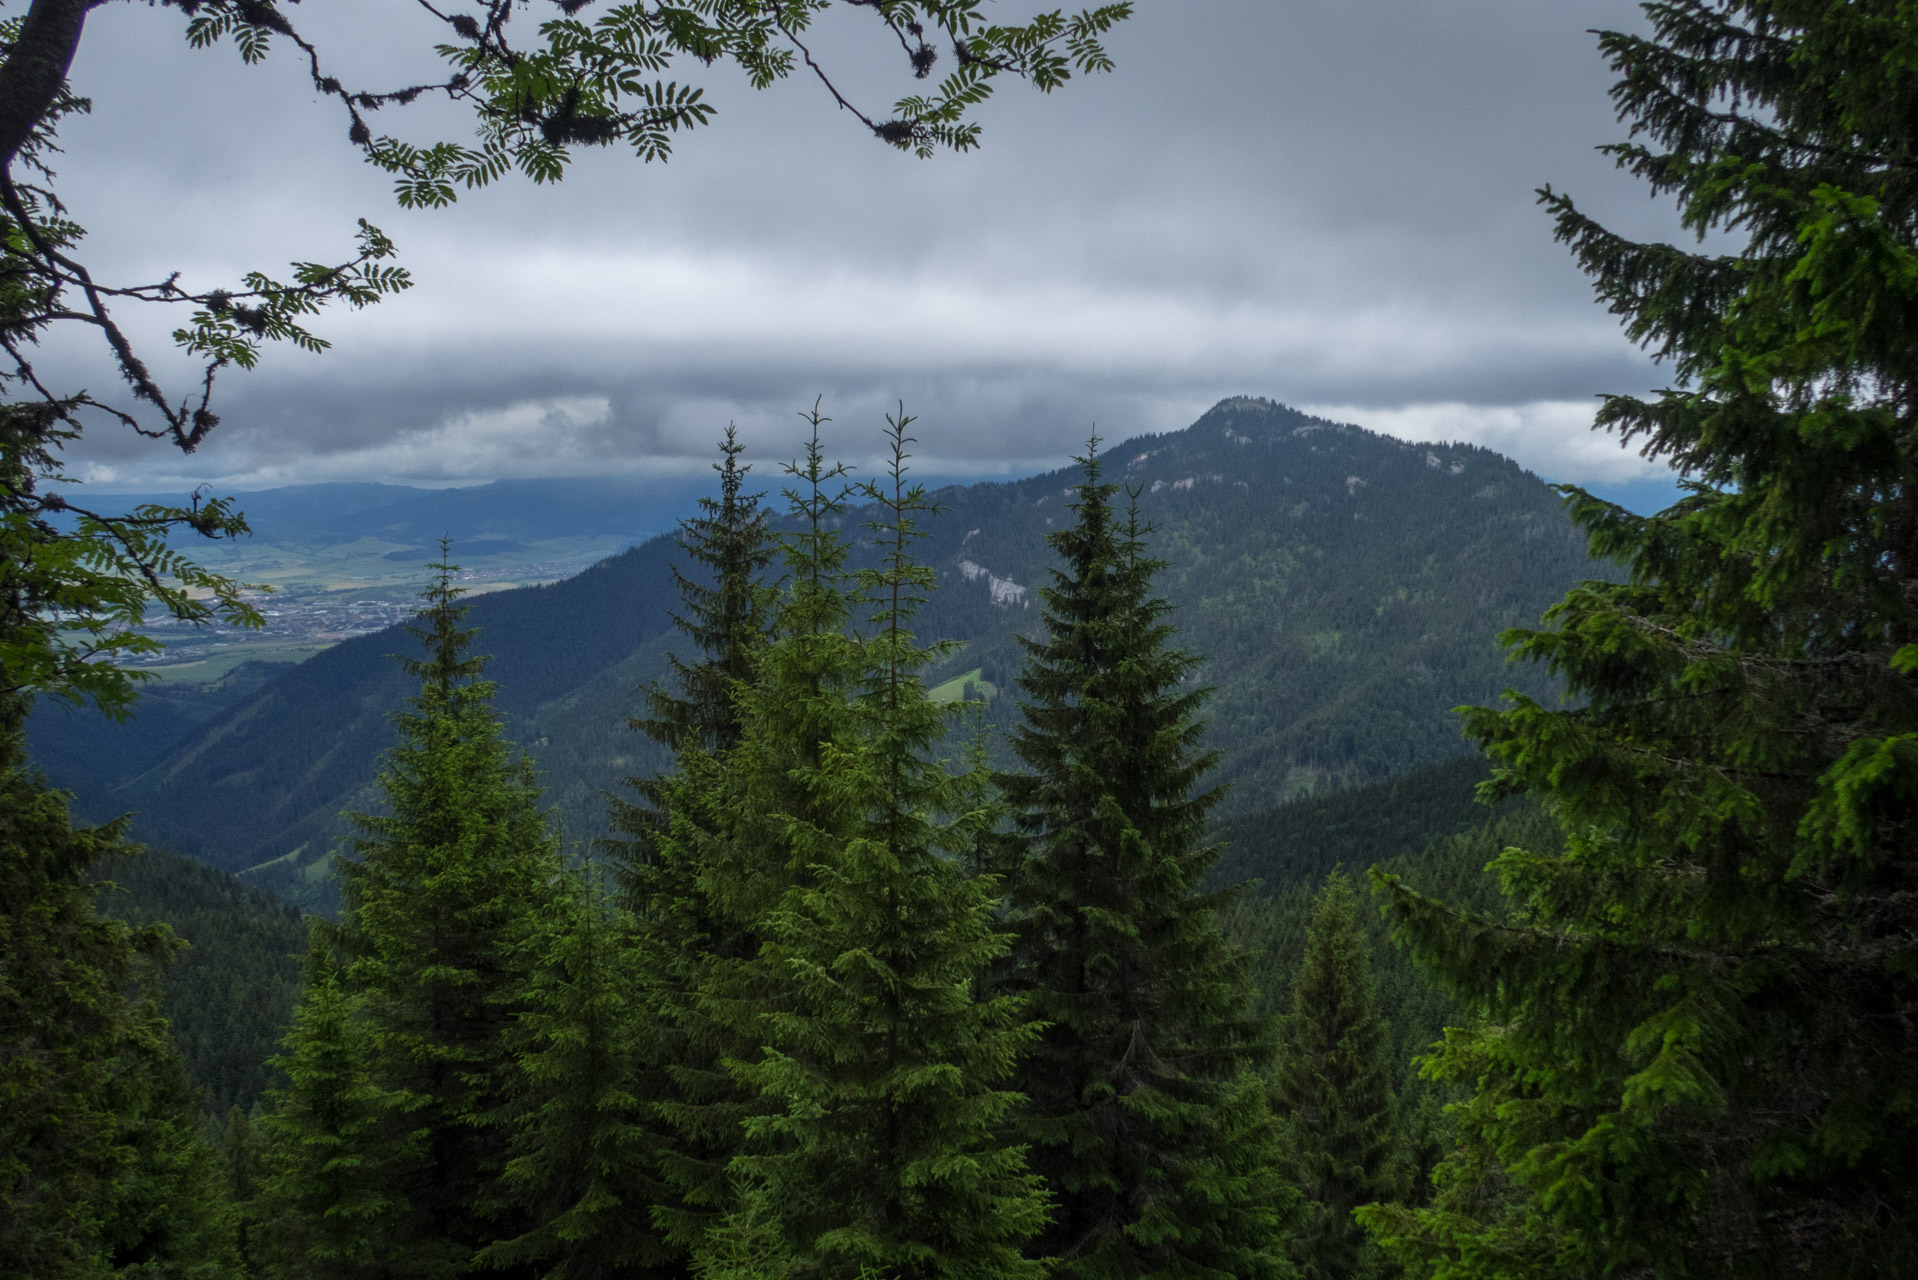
xmin=81 ymin=474 xmax=718 ymax=679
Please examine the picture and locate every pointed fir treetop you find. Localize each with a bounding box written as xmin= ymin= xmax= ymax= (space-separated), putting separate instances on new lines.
xmin=609 ymin=428 xmax=779 ymax=910
xmin=709 ymin=408 xmax=1049 ymax=1280
xmin=997 ymin=442 xmax=1281 ymax=1280
xmin=674 ymin=403 xmax=867 ymax=937
xmin=1005 ymin=438 xmax=1224 ymax=891
xmin=856 ymin=407 xmax=946 ymax=695
xmin=398 ymin=540 xmax=487 ymax=699
xmin=637 ymin=425 xmax=778 ymax=759
xmin=781 ymin=399 xmax=855 ymax=621
xmin=853 ymin=407 xmax=971 ymax=820
xmin=626 ymin=409 xmax=874 ymax=1263
xmin=328 ymin=545 xmax=565 ymax=1273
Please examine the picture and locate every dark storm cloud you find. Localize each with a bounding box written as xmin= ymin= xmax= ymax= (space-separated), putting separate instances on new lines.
xmin=53 ymin=0 xmax=1676 ymax=492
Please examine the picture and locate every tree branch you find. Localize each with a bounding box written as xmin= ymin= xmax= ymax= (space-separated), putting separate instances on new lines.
xmin=0 ymin=0 xmax=100 ymax=171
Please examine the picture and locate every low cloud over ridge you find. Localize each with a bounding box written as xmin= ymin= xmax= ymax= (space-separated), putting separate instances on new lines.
xmin=58 ymin=0 xmax=1678 ymax=494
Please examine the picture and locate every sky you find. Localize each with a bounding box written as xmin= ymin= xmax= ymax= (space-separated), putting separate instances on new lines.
xmin=51 ymin=0 xmax=1688 ymax=506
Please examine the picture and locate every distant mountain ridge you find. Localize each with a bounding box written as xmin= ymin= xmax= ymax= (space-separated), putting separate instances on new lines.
xmin=37 ymin=398 xmax=1604 ymax=902
xmin=69 ymin=475 xmax=719 ymax=549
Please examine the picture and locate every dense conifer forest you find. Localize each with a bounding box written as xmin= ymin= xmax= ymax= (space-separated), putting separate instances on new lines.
xmin=7 ymin=0 xmax=1918 ymax=1276
xmin=95 ymin=849 xmax=307 ymax=1116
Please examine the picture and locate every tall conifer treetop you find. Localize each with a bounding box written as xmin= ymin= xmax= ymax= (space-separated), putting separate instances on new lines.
xmin=702 ymin=410 xmax=1051 ymax=1280
xmin=332 ymin=545 xmax=564 ymax=1276
xmin=608 ymin=426 xmax=777 ymax=908
xmin=601 ymin=431 xmax=780 ymax=1265
xmin=637 ymin=410 xmax=861 ymax=1263
xmin=1363 ymin=4 xmax=1918 ymax=1276
xmin=634 ymin=424 xmax=778 ymax=761
xmin=999 ymin=441 xmax=1290 ymax=1280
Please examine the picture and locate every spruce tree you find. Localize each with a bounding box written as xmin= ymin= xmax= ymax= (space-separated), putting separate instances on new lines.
xmin=1274 ymin=871 xmax=1398 ymax=1280
xmin=702 ymin=412 xmax=1050 ymax=1280
xmin=1358 ymin=4 xmax=1918 ymax=1276
xmin=598 ymin=429 xmax=776 ymax=1261
xmin=635 ymin=418 xmax=837 ymax=1258
xmin=335 ymin=547 xmax=564 ymax=1275
xmin=477 ymin=872 xmax=673 ymax=1279
xmin=0 ymin=710 xmax=239 ymax=1280
xmin=607 ymin=423 xmax=776 ymax=897
xmin=999 ymin=445 xmax=1291 ymax=1280
xmin=256 ymin=928 xmax=409 ymax=1280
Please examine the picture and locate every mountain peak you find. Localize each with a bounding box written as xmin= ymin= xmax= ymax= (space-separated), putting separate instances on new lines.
xmin=1192 ymin=396 xmax=1375 ymax=445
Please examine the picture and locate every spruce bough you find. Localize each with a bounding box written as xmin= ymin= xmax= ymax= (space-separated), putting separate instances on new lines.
xmin=1363 ymin=3 xmax=1918 ymax=1275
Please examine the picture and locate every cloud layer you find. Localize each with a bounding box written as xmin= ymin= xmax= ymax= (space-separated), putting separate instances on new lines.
xmin=55 ymin=0 xmax=1682 ymax=493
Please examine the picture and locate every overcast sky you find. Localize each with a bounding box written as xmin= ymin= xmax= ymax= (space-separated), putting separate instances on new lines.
xmin=52 ymin=0 xmax=1685 ymax=502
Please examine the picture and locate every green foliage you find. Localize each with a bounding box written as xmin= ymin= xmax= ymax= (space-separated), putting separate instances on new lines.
xmin=998 ymin=444 xmax=1292 ymax=1280
xmin=218 ymin=1103 xmax=269 ymax=1275
xmin=637 ymin=423 xmax=853 ymax=1257
xmin=700 ymin=413 xmax=1050 ymax=1280
xmin=168 ymin=220 xmax=412 ymax=371
xmin=477 ymin=874 xmax=674 ymax=1279
xmin=1208 ymin=755 xmax=1496 ymax=897
xmin=0 ymin=10 xmax=399 ymax=721
xmin=1273 ymin=872 xmax=1398 ymax=1280
xmin=0 ymin=412 xmax=263 ymax=719
xmin=330 ymin=549 xmax=566 ymax=1273
xmin=609 ymin=424 xmax=777 ymax=903
xmin=1361 ymin=4 xmax=1918 ymax=1276
xmin=0 ymin=719 xmax=238 ymax=1279
xmin=1224 ymin=802 xmax=1557 ymax=1090
xmin=96 ymin=845 xmax=307 ymax=1115
xmin=602 ymin=433 xmax=778 ymax=1262
xmin=0 ymin=0 xmax=1121 ymax=791
xmin=256 ymin=930 xmax=410 ymax=1280
xmin=178 ymin=0 xmax=1129 ymax=202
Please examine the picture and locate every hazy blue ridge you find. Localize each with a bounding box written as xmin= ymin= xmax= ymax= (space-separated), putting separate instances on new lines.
xmin=51 ymin=474 xmax=716 ymax=548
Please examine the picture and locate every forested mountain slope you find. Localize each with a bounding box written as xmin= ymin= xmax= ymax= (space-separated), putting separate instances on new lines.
xmin=40 ymin=397 xmax=1599 ymax=899
xmin=1207 ymin=753 xmax=1501 ymax=894
xmin=95 ymin=846 xmax=308 ymax=1114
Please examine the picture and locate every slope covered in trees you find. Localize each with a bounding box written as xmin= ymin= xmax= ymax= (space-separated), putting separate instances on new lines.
xmin=0 ymin=725 xmax=240 ymax=1278
xmin=0 ymin=406 xmax=1657 ymax=1277
xmin=1207 ymin=754 xmax=1499 ymax=895
xmin=34 ymin=399 xmax=1598 ymax=902
xmin=96 ymin=848 xmax=307 ymax=1116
